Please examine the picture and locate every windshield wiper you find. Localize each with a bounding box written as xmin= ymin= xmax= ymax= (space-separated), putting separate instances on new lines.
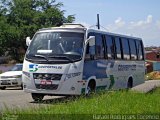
xmin=27 ymin=54 xmax=74 ymax=63
xmin=34 ymin=54 xmax=49 ymax=61
xmin=48 ymin=56 xmax=74 ymax=63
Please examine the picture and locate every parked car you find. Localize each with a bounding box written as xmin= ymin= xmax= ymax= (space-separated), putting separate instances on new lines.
xmin=0 ymin=64 xmax=23 ymax=90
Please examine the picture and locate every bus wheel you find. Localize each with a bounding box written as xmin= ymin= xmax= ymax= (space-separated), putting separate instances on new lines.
xmin=86 ymin=86 xmax=91 ymax=96
xmin=127 ymin=78 xmax=133 ymax=89
xmin=0 ymin=86 xmax=6 ymax=90
xmin=31 ymin=93 xmax=44 ymax=102
xmin=86 ymin=80 xmax=96 ymax=96
xmin=21 ymin=84 xmax=23 ymax=90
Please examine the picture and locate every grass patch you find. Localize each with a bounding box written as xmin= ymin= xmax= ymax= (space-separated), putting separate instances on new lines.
xmin=1 ymin=89 xmax=160 ymax=119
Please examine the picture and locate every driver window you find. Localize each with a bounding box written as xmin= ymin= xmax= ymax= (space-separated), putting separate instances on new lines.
xmin=85 ymin=43 xmax=90 ymax=60
xmin=85 ymin=43 xmax=95 ymax=60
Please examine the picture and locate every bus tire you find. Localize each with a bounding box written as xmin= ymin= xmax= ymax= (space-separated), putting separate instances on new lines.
xmin=127 ymin=78 xmax=133 ymax=89
xmin=0 ymin=86 xmax=6 ymax=90
xmin=31 ymin=93 xmax=44 ymax=102
xmin=21 ymin=84 xmax=23 ymax=90
xmin=86 ymin=80 xmax=96 ymax=96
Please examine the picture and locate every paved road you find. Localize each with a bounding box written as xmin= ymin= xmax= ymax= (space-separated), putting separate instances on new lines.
xmin=0 ymin=80 xmax=160 ymax=111
xmin=131 ymin=80 xmax=160 ymax=93
xmin=0 ymin=87 xmax=63 ymax=111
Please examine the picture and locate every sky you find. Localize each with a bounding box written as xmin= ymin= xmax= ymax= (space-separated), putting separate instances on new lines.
xmin=58 ymin=0 xmax=160 ymax=47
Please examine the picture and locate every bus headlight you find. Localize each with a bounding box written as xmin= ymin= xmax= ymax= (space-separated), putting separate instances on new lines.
xmin=65 ymin=74 xmax=72 ymax=80
xmin=65 ymin=72 xmax=81 ymax=80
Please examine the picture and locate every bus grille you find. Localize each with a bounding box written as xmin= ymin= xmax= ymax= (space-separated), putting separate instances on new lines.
xmin=33 ymin=73 xmax=62 ymax=90
xmin=33 ymin=73 xmax=62 ymax=80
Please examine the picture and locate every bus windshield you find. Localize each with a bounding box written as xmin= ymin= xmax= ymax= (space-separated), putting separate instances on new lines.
xmin=26 ymin=32 xmax=84 ymax=63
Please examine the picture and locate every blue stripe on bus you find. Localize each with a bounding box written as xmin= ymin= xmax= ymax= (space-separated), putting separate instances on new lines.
xmin=83 ymin=60 xmax=115 ymax=80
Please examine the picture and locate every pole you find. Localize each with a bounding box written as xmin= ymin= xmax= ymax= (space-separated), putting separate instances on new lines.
xmin=97 ymin=14 xmax=100 ymax=29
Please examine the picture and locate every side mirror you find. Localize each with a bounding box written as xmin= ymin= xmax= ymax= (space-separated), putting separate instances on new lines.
xmin=26 ymin=37 xmax=31 ymax=46
xmin=88 ymin=36 xmax=95 ymax=56
xmin=89 ymin=36 xmax=95 ymax=47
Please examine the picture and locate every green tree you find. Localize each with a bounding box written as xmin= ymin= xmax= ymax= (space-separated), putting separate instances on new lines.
xmin=0 ymin=0 xmax=75 ymax=62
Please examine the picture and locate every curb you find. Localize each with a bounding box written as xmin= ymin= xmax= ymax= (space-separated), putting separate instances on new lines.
xmin=131 ymin=80 xmax=160 ymax=93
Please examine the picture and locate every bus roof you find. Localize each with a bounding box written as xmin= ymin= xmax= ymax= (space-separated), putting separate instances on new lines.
xmin=86 ymin=29 xmax=142 ymax=40
xmin=38 ymin=23 xmax=142 ymax=40
xmin=38 ymin=23 xmax=86 ymax=32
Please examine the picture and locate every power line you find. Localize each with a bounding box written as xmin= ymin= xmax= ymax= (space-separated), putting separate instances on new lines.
xmin=100 ymin=25 xmax=109 ymax=31
xmin=89 ymin=25 xmax=97 ymax=29
xmin=89 ymin=25 xmax=109 ymax=31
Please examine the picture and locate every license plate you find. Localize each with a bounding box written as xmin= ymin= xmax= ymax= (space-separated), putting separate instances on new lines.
xmin=40 ymin=80 xmax=52 ymax=85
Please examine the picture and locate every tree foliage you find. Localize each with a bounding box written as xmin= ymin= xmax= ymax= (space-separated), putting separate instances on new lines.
xmin=0 ymin=0 xmax=75 ymax=62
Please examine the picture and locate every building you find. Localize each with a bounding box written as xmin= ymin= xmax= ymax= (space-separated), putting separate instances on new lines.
xmin=145 ymin=50 xmax=160 ymax=73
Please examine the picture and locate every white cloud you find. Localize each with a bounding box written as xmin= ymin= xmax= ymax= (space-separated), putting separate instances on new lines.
xmin=115 ymin=17 xmax=125 ymax=27
xmin=146 ymin=15 xmax=153 ymax=23
xmin=107 ymin=17 xmax=125 ymax=31
xmin=129 ymin=15 xmax=153 ymax=28
xmin=106 ymin=15 xmax=160 ymax=46
xmin=75 ymin=15 xmax=160 ymax=46
xmin=156 ymin=20 xmax=160 ymax=29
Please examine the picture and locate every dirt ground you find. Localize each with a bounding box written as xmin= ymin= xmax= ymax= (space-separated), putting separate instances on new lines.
xmin=146 ymin=71 xmax=160 ymax=80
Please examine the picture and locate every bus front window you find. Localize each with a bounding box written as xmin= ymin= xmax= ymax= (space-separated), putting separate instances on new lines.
xmin=26 ymin=32 xmax=84 ymax=63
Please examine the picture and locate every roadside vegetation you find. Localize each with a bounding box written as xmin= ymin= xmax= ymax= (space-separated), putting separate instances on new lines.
xmin=2 ymin=88 xmax=160 ymax=120
xmin=0 ymin=0 xmax=75 ymax=62
xmin=145 ymin=71 xmax=160 ymax=80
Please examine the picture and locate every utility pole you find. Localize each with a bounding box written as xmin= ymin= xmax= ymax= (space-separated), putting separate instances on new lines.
xmin=97 ymin=14 xmax=100 ymax=29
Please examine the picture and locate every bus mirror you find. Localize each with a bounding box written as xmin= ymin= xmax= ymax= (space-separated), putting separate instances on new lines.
xmin=89 ymin=36 xmax=95 ymax=47
xmin=26 ymin=37 xmax=31 ymax=46
xmin=88 ymin=36 xmax=95 ymax=56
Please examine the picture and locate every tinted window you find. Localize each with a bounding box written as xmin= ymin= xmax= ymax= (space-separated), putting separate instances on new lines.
xmin=115 ymin=37 xmax=122 ymax=59
xmin=10 ymin=64 xmax=23 ymax=71
xmin=26 ymin=32 xmax=84 ymax=63
xmin=85 ymin=32 xmax=95 ymax=60
xmin=121 ymin=38 xmax=130 ymax=60
xmin=88 ymin=32 xmax=95 ymax=38
xmin=85 ymin=43 xmax=90 ymax=59
xmin=129 ymin=39 xmax=137 ymax=60
xmin=95 ymin=34 xmax=105 ymax=59
xmin=86 ymin=32 xmax=95 ymax=55
xmin=106 ymin=35 xmax=115 ymax=59
xmin=136 ymin=40 xmax=144 ymax=60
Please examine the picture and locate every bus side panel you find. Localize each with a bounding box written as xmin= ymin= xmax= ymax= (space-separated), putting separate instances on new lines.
xmin=83 ymin=60 xmax=114 ymax=90
xmin=83 ymin=60 xmax=145 ymax=90
xmin=110 ymin=61 xmax=145 ymax=89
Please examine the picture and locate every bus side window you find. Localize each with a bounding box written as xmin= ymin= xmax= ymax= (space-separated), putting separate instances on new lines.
xmin=85 ymin=32 xmax=96 ymax=60
xmin=95 ymin=34 xmax=105 ymax=59
xmin=136 ymin=40 xmax=144 ymax=60
xmin=121 ymin=38 xmax=130 ymax=60
xmin=85 ymin=43 xmax=95 ymax=60
xmin=115 ymin=37 xmax=122 ymax=59
xmin=129 ymin=39 xmax=137 ymax=60
xmin=85 ymin=44 xmax=89 ymax=60
xmin=140 ymin=40 xmax=144 ymax=60
xmin=105 ymin=35 xmax=115 ymax=59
